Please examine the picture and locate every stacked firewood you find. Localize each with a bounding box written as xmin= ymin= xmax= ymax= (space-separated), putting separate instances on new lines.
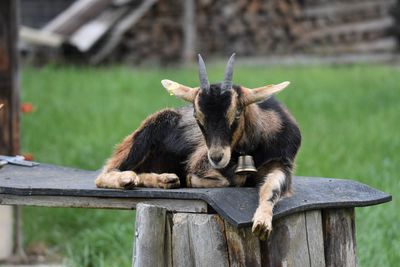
xmin=294 ymin=0 xmax=397 ymax=54
xmin=113 ymin=0 xmax=397 ymax=63
xmin=112 ymin=0 xmax=185 ymax=64
xmin=30 ymin=0 xmax=398 ymax=64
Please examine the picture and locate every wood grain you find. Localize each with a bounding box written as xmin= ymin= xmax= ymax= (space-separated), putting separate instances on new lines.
xmin=133 ymin=204 xmax=171 ymax=267
xmin=225 ymin=221 xmax=262 ymax=267
xmin=172 ymin=213 xmax=229 ymax=267
xmin=322 ymin=208 xmax=358 ymax=267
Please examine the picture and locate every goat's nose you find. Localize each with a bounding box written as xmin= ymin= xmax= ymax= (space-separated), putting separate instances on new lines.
xmin=210 ymin=152 xmax=224 ymax=163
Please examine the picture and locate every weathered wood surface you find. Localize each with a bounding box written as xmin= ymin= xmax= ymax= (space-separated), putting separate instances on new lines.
xmin=260 ymin=210 xmax=326 ymax=267
xmin=323 ymin=208 xmax=358 ymax=267
xmin=138 ymin=208 xmax=357 ymax=267
xmin=133 ymin=204 xmax=171 ymax=267
xmin=0 ymin=163 xmax=392 ymax=227
xmin=225 ymin=221 xmax=261 ymax=267
xmin=0 ymin=194 xmax=207 ymax=213
xmin=172 ymin=213 xmax=229 ymax=267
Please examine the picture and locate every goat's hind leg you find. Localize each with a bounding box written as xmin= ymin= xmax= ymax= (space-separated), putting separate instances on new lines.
xmin=252 ymin=164 xmax=291 ymax=240
xmin=96 ymin=109 xmax=181 ymax=189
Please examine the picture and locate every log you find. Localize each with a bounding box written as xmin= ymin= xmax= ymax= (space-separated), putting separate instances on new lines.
xmin=323 ymin=208 xmax=358 ymax=267
xmin=133 ymin=203 xmax=171 ymax=267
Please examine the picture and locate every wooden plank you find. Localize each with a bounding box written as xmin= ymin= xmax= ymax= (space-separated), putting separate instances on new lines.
xmin=90 ymin=0 xmax=158 ymax=64
xmin=133 ymin=204 xmax=171 ymax=267
xmin=305 ymin=210 xmax=326 ymax=267
xmin=0 ymin=194 xmax=208 ymax=213
xmin=172 ymin=213 xmax=194 ymax=267
xmin=42 ymin=0 xmax=113 ymax=36
xmin=20 ymin=26 xmax=64 ymax=48
xmin=224 ymin=221 xmax=261 ymax=267
xmin=172 ymin=213 xmax=229 ymax=267
xmin=183 ymin=0 xmax=196 ymax=63
xmin=261 ymin=212 xmax=311 ymax=267
xmin=322 ymin=208 xmax=358 ymax=267
xmin=0 ymin=0 xmax=19 ymax=260
xmin=69 ymin=7 xmax=127 ymax=52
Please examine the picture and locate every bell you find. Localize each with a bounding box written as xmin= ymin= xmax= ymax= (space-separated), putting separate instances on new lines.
xmin=235 ymin=155 xmax=257 ymax=175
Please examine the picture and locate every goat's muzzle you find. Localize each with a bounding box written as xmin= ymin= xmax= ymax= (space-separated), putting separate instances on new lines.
xmin=208 ymin=146 xmax=231 ymax=169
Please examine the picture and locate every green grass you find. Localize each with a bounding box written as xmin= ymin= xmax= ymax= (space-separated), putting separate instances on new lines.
xmin=21 ymin=64 xmax=399 ymax=266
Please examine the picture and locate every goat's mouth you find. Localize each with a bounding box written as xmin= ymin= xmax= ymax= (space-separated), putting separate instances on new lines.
xmin=207 ymin=146 xmax=231 ymax=169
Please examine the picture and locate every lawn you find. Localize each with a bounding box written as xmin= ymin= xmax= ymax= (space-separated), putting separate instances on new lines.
xmin=20 ymin=63 xmax=399 ymax=266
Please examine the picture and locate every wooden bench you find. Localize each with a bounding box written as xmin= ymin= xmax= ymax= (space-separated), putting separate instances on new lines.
xmin=0 ymin=163 xmax=391 ymax=267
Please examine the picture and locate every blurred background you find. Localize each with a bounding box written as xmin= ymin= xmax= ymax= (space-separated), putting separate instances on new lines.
xmin=0 ymin=0 xmax=399 ymax=266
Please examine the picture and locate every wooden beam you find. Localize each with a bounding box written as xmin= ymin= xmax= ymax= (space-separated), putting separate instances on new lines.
xmin=322 ymin=208 xmax=358 ymax=267
xmin=90 ymin=0 xmax=158 ymax=64
xmin=20 ymin=26 xmax=64 ymax=48
xmin=42 ymin=0 xmax=113 ymax=36
xmin=133 ymin=204 xmax=172 ymax=267
xmin=0 ymin=194 xmax=208 ymax=213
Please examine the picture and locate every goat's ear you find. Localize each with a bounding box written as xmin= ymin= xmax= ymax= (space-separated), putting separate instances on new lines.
xmin=161 ymin=79 xmax=198 ymax=103
xmin=242 ymin=81 xmax=290 ymax=105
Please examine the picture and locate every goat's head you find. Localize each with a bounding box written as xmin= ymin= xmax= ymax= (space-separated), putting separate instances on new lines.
xmin=161 ymin=54 xmax=290 ymax=169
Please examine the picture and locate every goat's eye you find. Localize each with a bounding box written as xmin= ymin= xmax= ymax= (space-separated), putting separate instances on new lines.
xmin=235 ymin=109 xmax=241 ymax=120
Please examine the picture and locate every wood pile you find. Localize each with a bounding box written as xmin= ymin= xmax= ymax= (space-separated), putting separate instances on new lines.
xmin=21 ymin=0 xmax=399 ymax=64
xmin=114 ymin=0 xmax=398 ymax=63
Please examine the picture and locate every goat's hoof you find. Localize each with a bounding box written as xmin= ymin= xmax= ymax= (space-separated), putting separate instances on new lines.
xmin=158 ymin=173 xmax=180 ymax=189
xmin=252 ymin=208 xmax=273 ymax=241
xmin=119 ymin=171 xmax=138 ymax=188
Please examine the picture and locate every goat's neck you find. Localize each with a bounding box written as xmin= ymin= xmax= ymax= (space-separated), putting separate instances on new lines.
xmin=234 ymin=103 xmax=262 ymax=153
xmin=234 ymin=103 xmax=282 ymax=154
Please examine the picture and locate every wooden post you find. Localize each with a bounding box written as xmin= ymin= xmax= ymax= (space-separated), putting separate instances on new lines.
xmin=133 ymin=207 xmax=333 ymax=266
xmin=0 ymin=0 xmax=20 ymax=260
xmin=133 ymin=204 xmax=172 ymax=267
xmin=322 ymin=208 xmax=358 ymax=267
xmin=182 ymin=0 xmax=196 ymax=63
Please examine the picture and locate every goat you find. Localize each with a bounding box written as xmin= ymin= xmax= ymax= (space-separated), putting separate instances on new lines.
xmin=95 ymin=54 xmax=301 ymax=240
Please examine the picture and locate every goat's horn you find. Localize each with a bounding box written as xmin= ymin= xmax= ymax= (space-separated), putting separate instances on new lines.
xmin=222 ymin=53 xmax=236 ymax=91
xmin=198 ymin=54 xmax=210 ymax=91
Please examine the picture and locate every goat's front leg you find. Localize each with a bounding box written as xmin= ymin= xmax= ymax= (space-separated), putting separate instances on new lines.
xmin=252 ymin=167 xmax=290 ymax=240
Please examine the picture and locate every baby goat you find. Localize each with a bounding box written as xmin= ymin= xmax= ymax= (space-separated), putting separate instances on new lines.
xmin=96 ymin=54 xmax=301 ymax=240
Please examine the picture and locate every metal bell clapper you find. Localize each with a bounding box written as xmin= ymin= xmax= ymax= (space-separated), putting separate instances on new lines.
xmin=235 ymin=155 xmax=257 ymax=175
